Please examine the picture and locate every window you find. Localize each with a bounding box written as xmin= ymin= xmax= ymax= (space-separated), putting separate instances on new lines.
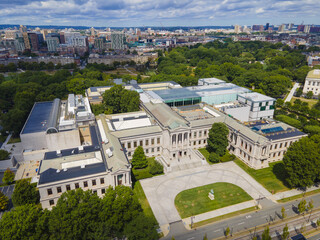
xmin=260 ymin=106 xmax=266 ymax=111
xmin=284 ymin=142 xmax=287 ymax=147
xmin=47 ymin=188 xmax=53 ymax=195
xmin=128 ymin=142 xmax=131 ymax=149
xmin=128 ymin=152 xmax=131 ymax=157
xmin=198 ymin=140 xmax=201 ymax=144
xmin=57 ymin=187 xmax=62 ymax=193
xmin=194 ymin=132 xmax=197 ymax=137
xmin=204 ymin=139 xmax=206 ymax=144
xmin=140 ymin=140 xmax=143 ymax=146
xmin=49 ymin=199 xmax=54 ymax=206
xmin=151 ymin=138 xmax=154 ymax=145
xmin=278 ymin=152 xmax=281 ymax=156
xmin=83 ymin=181 xmax=88 ymax=188
xmin=100 ymin=178 xmax=105 ymax=184
xmin=199 ymin=131 xmax=202 ymax=137
xmin=259 ymin=102 xmax=262 ymax=106
xmin=280 ymin=143 xmax=283 ymax=148
xmin=75 ymin=183 xmax=79 ymax=189
xmin=101 ymin=189 xmax=106 ymax=194
xmin=66 ymin=185 xmax=71 ymax=191
xmin=266 ymin=101 xmax=269 ymax=106
xmin=146 ymin=149 xmax=149 ymax=153
xmin=204 ymin=130 xmax=207 ymax=135
xmin=157 ymin=138 xmax=160 ymax=144
xmin=134 ymin=141 xmax=137 ymax=147
xmin=146 ymin=140 xmax=149 ymax=146
xmin=92 ymin=179 xmax=96 ymax=186
xmin=273 ymin=153 xmax=276 ymax=157
xmin=93 ymin=190 xmax=97 ymax=194
xmin=157 ymin=147 xmax=160 ymax=152
xmin=151 ymin=148 xmax=154 ymax=153
xmin=194 ymin=141 xmax=196 ymax=146
xmin=275 ymin=144 xmax=278 ymax=149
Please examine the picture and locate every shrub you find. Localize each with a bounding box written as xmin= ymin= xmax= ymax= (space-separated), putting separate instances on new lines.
xmin=2 ymin=168 xmax=15 ymax=185
xmin=0 ymin=191 xmax=9 ymax=211
xmin=208 ymin=152 xmax=220 ymax=163
xmin=148 ymin=160 xmax=164 ymax=175
xmin=0 ymin=150 xmax=10 ymax=161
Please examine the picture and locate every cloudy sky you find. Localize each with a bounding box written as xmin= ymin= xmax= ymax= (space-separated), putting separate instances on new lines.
xmin=0 ymin=0 xmax=319 ymax=27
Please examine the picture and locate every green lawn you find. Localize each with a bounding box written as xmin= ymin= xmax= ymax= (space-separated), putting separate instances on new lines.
xmin=174 ymin=182 xmax=252 ymax=218
xmin=132 ymin=157 xmax=163 ymax=181
xmin=7 ymin=137 xmax=21 ymax=144
xmin=133 ymin=181 xmax=157 ymax=221
xmin=234 ymin=159 xmax=290 ymax=194
xmin=198 ymin=148 xmax=211 ymax=164
xmin=290 ymin=96 xmax=318 ymax=108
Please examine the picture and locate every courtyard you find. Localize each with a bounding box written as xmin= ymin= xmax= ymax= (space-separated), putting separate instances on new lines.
xmin=140 ymin=161 xmax=271 ymax=227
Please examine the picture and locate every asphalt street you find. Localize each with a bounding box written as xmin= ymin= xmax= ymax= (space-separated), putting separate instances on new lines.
xmin=164 ymin=194 xmax=320 ymax=240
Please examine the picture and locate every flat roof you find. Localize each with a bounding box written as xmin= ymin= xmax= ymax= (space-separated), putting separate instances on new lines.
xmin=21 ymin=101 xmax=53 ymax=134
xmin=199 ymin=78 xmax=226 ymax=84
xmin=238 ymin=92 xmax=275 ymax=102
xmin=153 ymin=88 xmax=199 ymax=101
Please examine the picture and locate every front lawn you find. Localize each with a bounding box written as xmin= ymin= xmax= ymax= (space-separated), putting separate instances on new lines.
xmin=174 ymin=182 xmax=252 ymax=218
xmin=234 ymin=159 xmax=290 ymax=194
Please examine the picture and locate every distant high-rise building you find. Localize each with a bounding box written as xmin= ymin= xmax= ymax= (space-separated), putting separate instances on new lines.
xmin=90 ymin=27 xmax=95 ymax=37
xmin=297 ymin=25 xmax=305 ymax=32
xmin=310 ymin=26 xmax=320 ymax=33
xmin=5 ymin=30 xmax=19 ymax=39
xmin=288 ymin=23 xmax=294 ymax=30
xmin=94 ymin=37 xmax=106 ymax=50
xmin=19 ymin=25 xmax=27 ymax=33
xmin=304 ymin=25 xmax=311 ymax=33
xmin=14 ymin=37 xmax=25 ymax=52
xmin=29 ymin=33 xmax=40 ymax=51
xmin=46 ymin=37 xmax=60 ymax=52
xmin=265 ymin=23 xmax=269 ymax=31
xmin=278 ymin=24 xmax=286 ymax=32
xmin=234 ymin=25 xmax=241 ymax=34
xmin=111 ymin=32 xmax=126 ymax=50
xmin=252 ymin=25 xmax=263 ymax=32
xmin=23 ymin=32 xmax=31 ymax=50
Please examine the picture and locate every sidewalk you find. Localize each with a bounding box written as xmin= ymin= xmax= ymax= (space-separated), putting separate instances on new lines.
xmin=182 ymin=200 xmax=257 ymax=229
xmin=285 ymin=82 xmax=300 ymax=102
xmin=272 ymin=185 xmax=320 ymax=201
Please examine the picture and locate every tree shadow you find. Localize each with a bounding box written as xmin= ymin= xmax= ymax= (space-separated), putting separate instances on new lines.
xmin=272 ymin=162 xmax=291 ymax=188
xmin=292 ymin=204 xmax=299 ymax=214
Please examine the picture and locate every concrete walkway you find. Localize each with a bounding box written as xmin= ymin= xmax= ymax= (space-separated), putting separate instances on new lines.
xmin=182 ymin=200 xmax=257 ymax=228
xmin=285 ymin=82 xmax=300 ymax=102
xmin=272 ymin=185 xmax=320 ymax=201
xmin=140 ymin=161 xmax=271 ymax=228
xmin=0 ymin=133 xmax=12 ymax=150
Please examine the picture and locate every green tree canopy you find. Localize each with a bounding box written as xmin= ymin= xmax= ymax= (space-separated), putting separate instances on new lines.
xmin=283 ymin=137 xmax=320 ymax=188
xmin=2 ymin=168 xmax=15 ymax=184
xmin=102 ymin=85 xmax=140 ymax=114
xmin=12 ymin=179 xmax=40 ymax=206
xmin=0 ymin=191 xmax=9 ymax=211
xmin=131 ymin=146 xmax=148 ymax=169
xmin=0 ymin=150 xmax=10 ymax=161
xmin=207 ymin=123 xmax=229 ymax=156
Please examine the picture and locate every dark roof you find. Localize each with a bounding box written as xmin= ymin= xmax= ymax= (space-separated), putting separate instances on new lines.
xmin=21 ymin=101 xmax=54 ymax=134
xmin=266 ymin=129 xmax=306 ymax=141
xmin=38 ymin=163 xmax=106 ymax=185
xmin=44 ymin=126 xmax=100 ymax=160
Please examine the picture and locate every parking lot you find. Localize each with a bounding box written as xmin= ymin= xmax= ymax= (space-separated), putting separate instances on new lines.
xmin=0 ymin=185 xmax=15 ymax=218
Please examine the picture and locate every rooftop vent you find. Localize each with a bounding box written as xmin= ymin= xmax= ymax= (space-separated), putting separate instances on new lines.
xmin=106 ymin=148 xmax=113 ymax=158
xmin=81 ymin=165 xmax=85 ymax=168
xmin=63 ymin=168 xmax=67 ymax=172
xmin=78 ymin=146 xmax=84 ymax=151
xmin=56 ymin=169 xmax=60 ymax=173
xmin=57 ymin=150 xmax=61 ymax=155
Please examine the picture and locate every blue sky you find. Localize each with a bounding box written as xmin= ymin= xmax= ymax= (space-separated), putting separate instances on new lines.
xmin=0 ymin=0 xmax=319 ymax=27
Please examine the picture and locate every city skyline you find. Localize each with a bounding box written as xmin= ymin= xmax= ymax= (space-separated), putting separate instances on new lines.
xmin=0 ymin=0 xmax=319 ymax=27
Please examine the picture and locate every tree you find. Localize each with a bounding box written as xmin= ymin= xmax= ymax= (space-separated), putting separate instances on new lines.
xmin=283 ymin=137 xmax=320 ymax=188
xmin=123 ymin=214 xmax=158 ymax=240
xmin=0 ymin=150 xmax=10 ymax=160
xmin=2 ymin=168 xmax=15 ymax=185
xmin=298 ymin=199 xmax=306 ymax=215
xmin=148 ymin=159 xmax=164 ymax=175
xmin=316 ymin=218 xmax=320 ymax=229
xmin=306 ymin=91 xmax=313 ymax=99
xmin=209 ymin=152 xmax=220 ymax=163
xmin=0 ymin=191 xmax=9 ymax=211
xmin=282 ymin=224 xmax=289 ymax=240
xmin=225 ymin=226 xmax=230 ymax=237
xmin=207 ymin=123 xmax=229 ymax=156
xmin=131 ymin=146 xmax=148 ymax=169
xmin=308 ymin=200 xmax=314 ymax=222
xmin=281 ymin=206 xmax=286 ymax=220
xmin=262 ymin=226 xmax=271 ymax=240
xmin=12 ymin=179 xmax=40 ymax=206
xmin=0 ymin=204 xmax=46 ymax=240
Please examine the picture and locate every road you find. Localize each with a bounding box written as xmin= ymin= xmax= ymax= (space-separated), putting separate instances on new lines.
xmin=285 ymin=82 xmax=300 ymax=102
xmin=164 ymin=194 xmax=320 ymax=240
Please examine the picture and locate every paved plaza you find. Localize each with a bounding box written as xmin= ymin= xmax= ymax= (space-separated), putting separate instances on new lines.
xmin=140 ymin=161 xmax=272 ymax=227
